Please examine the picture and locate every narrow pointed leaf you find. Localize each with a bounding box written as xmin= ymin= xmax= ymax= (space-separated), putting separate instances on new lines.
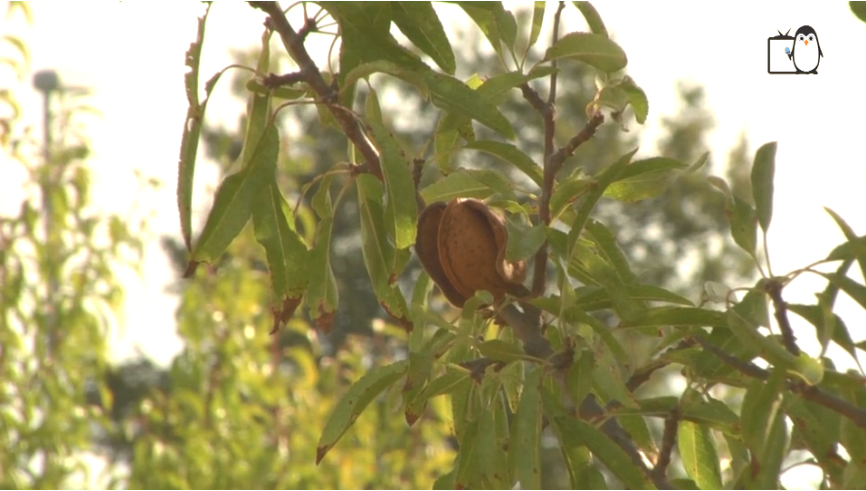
xmin=252 ymin=180 xmax=310 ymax=305
xmin=751 ymin=142 xmax=777 ymax=232
xmin=527 ymin=2 xmax=546 ymax=49
xmin=177 ymin=5 xmax=212 ymax=251
xmin=603 ymin=157 xmax=686 ymax=202
xmin=316 ymin=360 xmax=408 ymax=463
xmin=423 ymin=71 xmax=515 ymax=139
xmin=512 ymin=367 xmax=543 ymax=490
xmin=555 ymin=416 xmax=655 ymax=489
xmin=190 ymin=123 xmax=278 ymax=264
xmin=463 ymin=140 xmax=543 ymax=187
xmin=307 ymin=175 xmax=339 ymax=331
xmin=391 ymin=1 xmax=456 ymax=74
xmin=366 ymin=89 xmax=417 ymax=250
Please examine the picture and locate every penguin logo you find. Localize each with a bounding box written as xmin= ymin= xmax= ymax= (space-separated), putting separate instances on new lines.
xmin=786 ymin=25 xmax=823 ymax=73
xmin=767 ymin=26 xmax=823 ymax=74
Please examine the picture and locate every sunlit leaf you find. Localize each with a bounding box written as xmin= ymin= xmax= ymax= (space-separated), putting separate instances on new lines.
xmin=751 ymin=142 xmax=777 ymax=233
xmin=678 ymin=420 xmax=722 ymax=490
xmin=544 ymin=32 xmax=627 ymax=73
xmin=511 ymin=367 xmax=542 ymax=490
xmin=463 ymin=140 xmax=543 ymax=187
xmin=391 ymin=1 xmax=456 ymax=74
xmin=572 ymin=2 xmax=609 ymax=37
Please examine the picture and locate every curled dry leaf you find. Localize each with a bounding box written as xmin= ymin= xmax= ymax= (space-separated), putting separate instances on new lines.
xmin=415 ymin=198 xmax=526 ymax=307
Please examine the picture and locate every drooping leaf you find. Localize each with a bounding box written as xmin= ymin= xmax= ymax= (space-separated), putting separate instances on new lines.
xmin=554 ymin=416 xmax=655 ymax=489
xmin=824 ymin=206 xmax=866 ymax=287
xmin=341 ymin=60 xmax=430 ymax=100
xmin=678 ymin=420 xmax=723 ymax=490
xmin=306 ymin=175 xmax=339 ymax=331
xmin=751 ymin=142 xmax=777 ymax=233
xmin=316 ymin=360 xmax=408 ymax=463
xmin=544 ymin=32 xmax=628 ymax=73
xmin=252 ymin=180 xmax=310 ymax=314
xmin=619 ymin=306 xmax=728 ymax=329
xmin=456 ymin=2 xmax=517 ymax=56
xmin=728 ymin=194 xmax=758 ymax=255
xmin=510 ymin=367 xmax=543 ymax=490
xmin=177 ymin=5 xmax=212 ymax=251
xmin=190 ymin=123 xmax=278 ymax=265
xmin=391 ymin=1 xmax=456 ymax=74
xmin=741 ymin=368 xmax=785 ymax=459
xmin=356 ymin=174 xmax=411 ymax=329
xmin=365 ymin=89 xmax=418 ymax=250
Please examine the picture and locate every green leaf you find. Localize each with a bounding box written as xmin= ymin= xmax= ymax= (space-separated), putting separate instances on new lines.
xmin=252 ymin=180 xmax=310 ymax=303
xmin=620 ymin=75 xmax=649 ymax=124
xmin=527 ymin=2 xmax=546 ymax=49
xmin=505 ymin=217 xmax=547 ymax=262
xmin=544 ymin=390 xmax=608 ymax=489
xmin=751 ymin=142 xmax=777 ymax=233
xmin=851 ymin=1 xmax=866 ymax=24
xmin=177 ymin=5 xmax=212 ymax=251
xmin=741 ymin=368 xmax=785 ymax=459
xmin=316 ymin=360 xmax=408 ymax=463
xmin=403 ymin=350 xmax=434 ymax=425
xmin=550 ymin=175 xmax=592 ymax=219
xmin=592 ymin=341 xmax=639 ymax=408
xmin=619 ymin=306 xmax=729 ymax=329
xmin=604 ymin=157 xmax=687 ymax=202
xmin=341 ymin=60 xmax=430 ymax=100
xmin=573 ymin=2 xmax=609 ymax=37
xmin=423 ymin=71 xmax=515 ymax=139
xmin=455 ymin=401 xmax=496 ymax=489
xmin=730 ymin=193 xmax=759 ymax=254
xmin=785 ymin=397 xmax=844 ymax=484
xmin=420 ymin=168 xmax=513 ymax=203
xmin=820 ymin=272 xmax=866 ymax=312
xmin=511 ymin=367 xmax=542 ymax=490
xmin=307 ymin=175 xmax=339 ymax=330
xmin=824 ymin=206 xmax=866 ymax=287
xmin=323 ymin=2 xmax=425 ymax=85
xmin=433 ymin=116 xmax=461 ymax=174
xmin=190 ymin=123 xmax=278 ymax=264
xmin=391 ymin=1 xmax=456 ymax=74
xmin=476 ymin=339 xmax=529 ymax=363
xmin=475 ymin=66 xmax=558 ymax=104
xmin=463 ymin=140 xmax=543 ymax=187
xmin=567 ymin=148 xmax=636 ymax=256
xmin=456 ymin=2 xmax=516 ymax=56
xmin=584 ymin=220 xmax=637 ymax=284
xmin=788 ymin=303 xmax=862 ymax=372
xmin=554 ymin=416 xmax=655 ymax=489
xmin=544 ymin=32 xmax=628 ymax=73
xmin=365 ymin=89 xmax=418 ymax=250
xmin=356 ymin=174 xmax=411 ymax=327
xmin=678 ymin=420 xmax=722 ymax=490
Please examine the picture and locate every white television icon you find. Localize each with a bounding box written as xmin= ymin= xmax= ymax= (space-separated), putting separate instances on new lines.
xmin=768 ymin=30 xmax=796 ymax=73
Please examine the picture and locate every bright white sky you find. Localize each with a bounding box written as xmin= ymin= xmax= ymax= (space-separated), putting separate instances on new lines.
xmin=3 ymin=0 xmax=866 ymax=439
xmin=2 ymin=2 xmax=865 ymax=489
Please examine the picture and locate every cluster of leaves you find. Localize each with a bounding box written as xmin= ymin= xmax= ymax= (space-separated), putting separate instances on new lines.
xmin=171 ymin=2 xmax=866 ymax=489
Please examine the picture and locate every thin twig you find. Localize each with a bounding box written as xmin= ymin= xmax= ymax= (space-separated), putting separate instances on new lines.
xmin=765 ymin=278 xmax=800 ymax=356
xmin=262 ymin=71 xmax=305 ymax=88
xmin=252 ymin=2 xmax=383 ymax=181
xmin=653 ymin=409 xmax=679 ymax=482
xmin=696 ymin=336 xmax=866 ymax=428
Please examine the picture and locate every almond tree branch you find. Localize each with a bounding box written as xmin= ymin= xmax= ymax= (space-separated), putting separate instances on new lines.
xmin=251 ymin=1 xmax=383 ymax=181
xmin=653 ymin=409 xmax=679 ymax=483
xmin=765 ymin=278 xmax=801 ymax=356
xmin=496 ymin=304 xmax=672 ymax=489
xmin=695 ymin=336 xmax=866 ymax=427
